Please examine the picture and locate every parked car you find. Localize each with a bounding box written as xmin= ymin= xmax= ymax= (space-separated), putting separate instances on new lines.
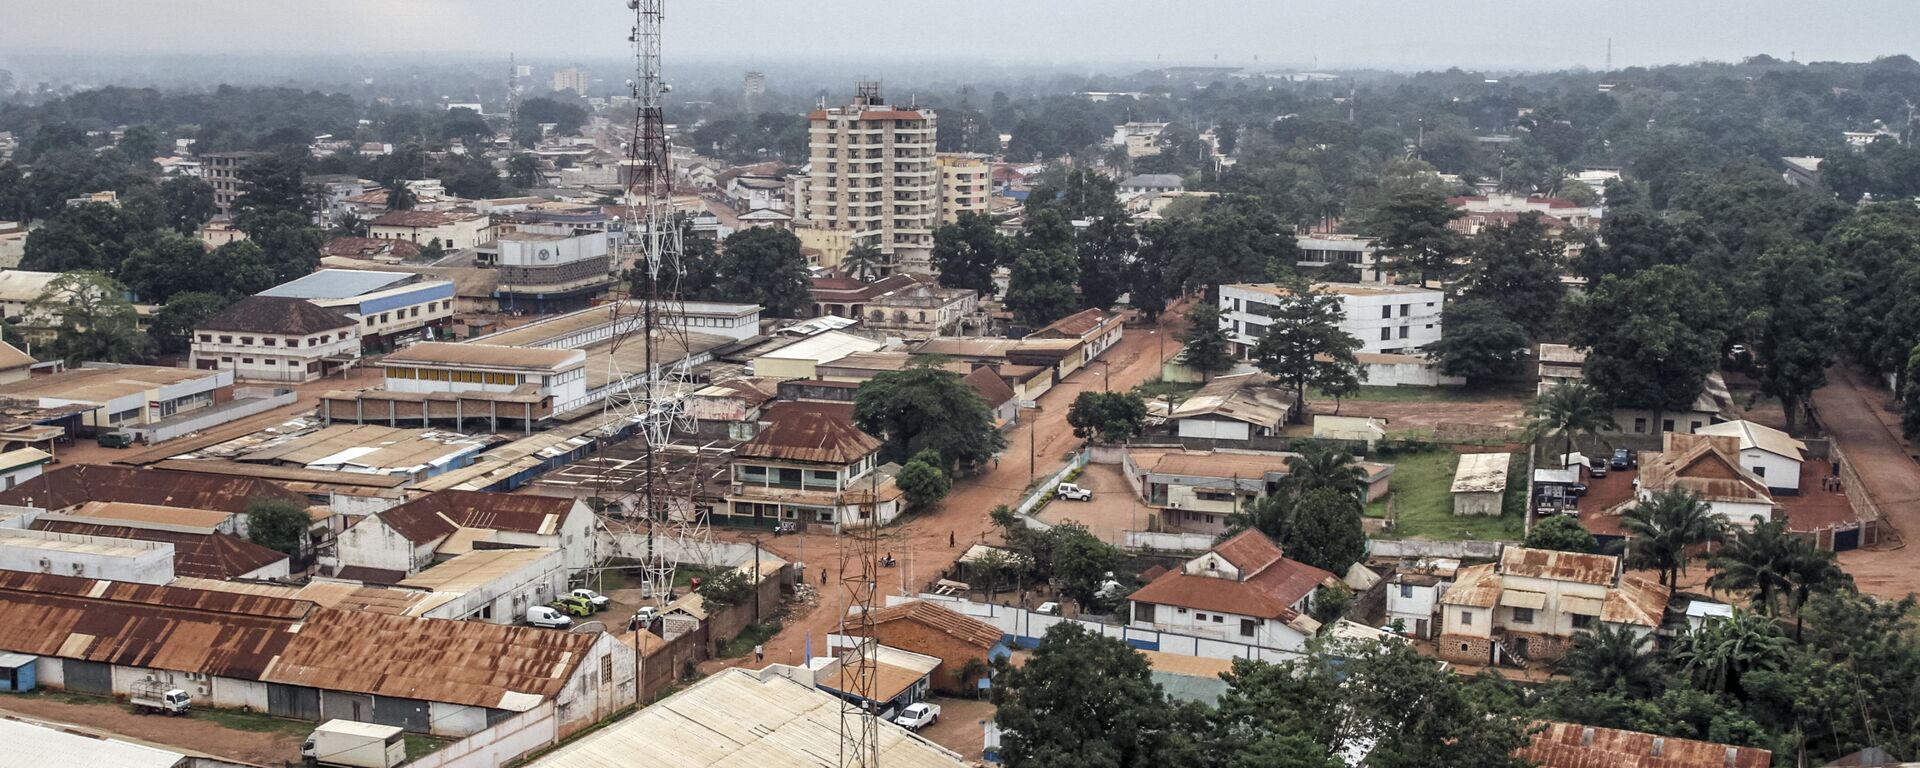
xmin=893 ymin=702 xmax=941 ymax=731
xmin=550 ymin=595 xmax=594 ymax=617
xmin=1611 ymin=448 xmax=1635 ymax=470
xmin=129 ymin=679 xmax=191 ymax=716
xmin=1588 ymin=457 xmax=1609 ymax=478
xmin=570 ymin=588 xmax=611 ymax=611
xmin=1055 ymin=483 xmax=1093 ymax=501
xmin=96 ymin=432 xmax=134 ymax=449
xmin=526 ymin=605 xmax=574 ymax=629
xmin=1036 ymin=602 xmax=1061 ymax=616
xmin=628 ymin=606 xmax=659 ymax=632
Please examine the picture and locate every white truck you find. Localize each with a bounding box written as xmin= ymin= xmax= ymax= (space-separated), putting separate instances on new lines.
xmin=128 ymin=678 xmax=191 ymax=716
xmin=1055 ymin=483 xmax=1093 ymax=501
xmin=893 ymin=701 xmax=941 ymax=731
xmin=302 ymin=720 xmax=407 ymax=768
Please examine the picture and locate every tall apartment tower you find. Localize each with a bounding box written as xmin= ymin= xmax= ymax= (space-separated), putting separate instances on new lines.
xmin=804 ymin=83 xmax=939 ymax=275
xmin=200 ymin=150 xmax=267 ymax=214
xmin=551 ymin=67 xmax=589 ymax=95
xmin=743 ymin=71 xmax=766 ymax=112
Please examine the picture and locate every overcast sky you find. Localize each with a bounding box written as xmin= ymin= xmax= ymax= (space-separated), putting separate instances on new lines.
xmin=7 ymin=0 xmax=1917 ymax=72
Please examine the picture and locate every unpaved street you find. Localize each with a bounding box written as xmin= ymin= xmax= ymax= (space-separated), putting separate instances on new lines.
xmin=1815 ymin=366 xmax=1920 ymax=600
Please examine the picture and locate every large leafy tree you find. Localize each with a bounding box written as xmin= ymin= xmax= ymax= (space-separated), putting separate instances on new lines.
xmin=990 ymin=623 xmax=1204 ymax=768
xmin=1744 ymin=246 xmax=1842 ymax=433
xmin=1208 ymin=658 xmax=1346 ymax=768
xmin=1572 ymin=265 xmax=1728 ymax=428
xmin=853 ymin=363 xmax=1008 ymax=473
xmin=1249 ymin=280 xmax=1364 ymax=422
xmin=1066 ymin=391 xmax=1148 ymax=444
xmin=1284 ymin=444 xmax=1368 ymax=504
xmin=20 ymin=202 xmax=150 ymax=273
xmin=1366 ymin=189 xmax=1464 ymax=285
xmin=1669 ymin=609 xmax=1790 ymax=697
xmin=150 ymin=291 xmax=229 ymax=355
xmin=1124 ymin=221 xmax=1187 ymax=321
xmin=1177 ymin=302 xmax=1236 ymax=379
xmin=1340 ymin=640 xmax=1535 ymax=768
xmin=1904 ymin=344 xmax=1920 ymax=440
xmin=1616 ymin=490 xmax=1725 ymax=588
xmin=932 ymin=212 xmax=1014 ymax=297
xmin=28 ymin=271 xmax=150 ymax=364
xmin=1049 ymin=523 xmax=1122 ymax=609
xmin=1525 ymin=515 xmax=1597 ymax=553
xmin=708 ymin=228 xmax=812 ymax=317
xmin=245 ymin=497 xmax=312 ymax=556
xmin=157 ymin=175 xmax=216 ymax=235
xmin=1077 ymin=212 xmax=1134 ymax=311
xmin=1426 ymin=299 xmax=1530 ymax=380
xmin=1461 ymin=211 xmax=1566 ymax=337
xmin=1280 ymin=487 xmax=1366 ymax=576
xmin=1006 ymin=208 xmax=1082 ymax=327
xmin=232 ymin=154 xmax=318 ymax=230
xmin=894 ymin=449 xmax=952 ymax=509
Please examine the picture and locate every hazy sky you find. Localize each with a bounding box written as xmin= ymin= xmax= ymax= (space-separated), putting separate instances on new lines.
xmin=7 ymin=0 xmax=1918 ymax=71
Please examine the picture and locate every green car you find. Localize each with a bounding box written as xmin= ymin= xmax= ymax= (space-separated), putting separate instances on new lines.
xmin=550 ymin=595 xmax=594 ymax=617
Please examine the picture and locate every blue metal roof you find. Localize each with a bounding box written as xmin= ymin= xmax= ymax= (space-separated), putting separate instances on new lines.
xmin=259 ymin=269 xmax=416 ymax=300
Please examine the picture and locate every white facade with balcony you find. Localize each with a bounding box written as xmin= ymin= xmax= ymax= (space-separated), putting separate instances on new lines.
xmin=1220 ymin=282 xmax=1444 ymax=357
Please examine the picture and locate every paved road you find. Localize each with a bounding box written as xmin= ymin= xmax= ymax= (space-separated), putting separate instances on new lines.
xmin=1814 ymin=365 xmax=1920 ymax=599
xmin=723 ymin=305 xmax=1190 ymax=670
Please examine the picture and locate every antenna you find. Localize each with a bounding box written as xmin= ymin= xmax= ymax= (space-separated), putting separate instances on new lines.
xmin=837 ymin=473 xmax=882 ymax=768
xmin=507 ymin=53 xmax=521 ymax=149
xmin=1605 ymin=38 xmax=1612 ymax=73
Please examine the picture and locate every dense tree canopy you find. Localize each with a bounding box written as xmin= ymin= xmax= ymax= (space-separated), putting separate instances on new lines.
xmin=853 ymin=364 xmax=1008 ymax=473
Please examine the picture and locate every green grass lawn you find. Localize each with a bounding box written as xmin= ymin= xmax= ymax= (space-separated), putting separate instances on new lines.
xmin=1366 ymin=449 xmax=1526 ymax=541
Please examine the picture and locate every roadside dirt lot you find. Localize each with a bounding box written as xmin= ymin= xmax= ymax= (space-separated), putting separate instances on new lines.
xmin=1032 ymin=463 xmax=1154 ymax=545
xmin=916 ymin=696 xmax=996 ymax=760
xmin=0 ymin=692 xmax=304 ymax=765
xmin=1814 ymin=366 xmax=1920 ymax=600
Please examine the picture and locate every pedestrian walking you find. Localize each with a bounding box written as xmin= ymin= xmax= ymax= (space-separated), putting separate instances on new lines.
xmin=821 ymin=567 xmax=829 ymax=585
xmin=754 ymin=644 xmax=764 ymax=663
xmin=949 ymin=531 xmax=955 ymax=549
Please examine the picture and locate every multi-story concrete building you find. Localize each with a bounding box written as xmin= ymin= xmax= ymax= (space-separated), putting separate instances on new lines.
xmin=935 ymin=154 xmax=992 ymax=225
xmin=190 ymin=296 xmax=361 ymax=383
xmin=484 ymin=223 xmax=614 ymax=313
xmin=1294 ymin=235 xmax=1383 ymax=282
xmin=550 ymin=66 xmax=589 ymax=95
xmin=801 ymin=84 xmax=939 ymax=275
xmin=199 ymin=150 xmax=267 ymax=214
xmin=258 ymin=269 xmax=455 ymax=349
xmin=719 ymin=402 xmax=901 ymax=529
xmin=1220 ymin=282 xmax=1444 ymax=358
xmin=1127 ymin=530 xmax=1330 ymax=654
xmin=1437 ymin=547 xmax=1668 ymax=667
xmin=1386 ymin=557 xmax=1460 ymax=640
xmin=367 ymin=210 xmax=492 ymax=250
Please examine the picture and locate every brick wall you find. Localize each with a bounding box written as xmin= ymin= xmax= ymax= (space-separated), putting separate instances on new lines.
xmin=856 ymin=621 xmax=991 ymax=695
xmin=1438 ymin=633 xmax=1492 ymax=666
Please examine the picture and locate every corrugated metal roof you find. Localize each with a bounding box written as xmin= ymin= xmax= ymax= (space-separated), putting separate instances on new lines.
xmin=385 ymin=342 xmax=583 ymax=371
xmin=34 ymin=521 xmax=288 ymax=580
xmin=395 ymin=547 xmax=558 ymax=593
xmin=0 ymin=365 xmax=216 ymax=404
xmin=1694 ymin=420 xmax=1807 ymax=461
xmin=373 ymin=489 xmax=576 ymax=544
xmin=737 ymin=403 xmax=880 ymax=465
xmin=0 ymin=571 xmax=306 ymax=680
xmin=1499 ymin=547 xmax=1617 ymax=586
xmin=1130 ymin=530 xmax=1332 ymax=621
xmin=0 ymin=717 xmax=188 ymax=768
xmin=259 ymin=269 xmax=416 ymax=300
xmin=856 ymin=600 xmax=1005 ymax=650
xmin=1169 ymin=372 xmax=1291 ymax=428
xmin=1451 ymin=453 xmax=1511 ymax=494
xmin=1438 ymin=563 xmax=1501 ymax=608
xmin=261 ymin=608 xmax=595 ymax=711
xmin=524 ymin=668 xmax=968 ymax=768
xmin=1518 ymin=721 xmax=1771 ymax=768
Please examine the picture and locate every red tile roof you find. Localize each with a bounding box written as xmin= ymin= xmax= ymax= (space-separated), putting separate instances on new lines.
xmin=1128 ymin=530 xmax=1333 ymax=620
xmin=1028 ymin=308 xmax=1114 ymax=340
xmin=963 ymin=366 xmax=1016 ymax=409
xmin=858 ymin=599 xmax=1005 ymax=650
xmin=1518 ymin=722 xmax=1771 ymax=768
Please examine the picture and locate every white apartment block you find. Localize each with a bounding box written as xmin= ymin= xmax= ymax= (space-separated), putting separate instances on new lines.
xmin=1219 ymin=282 xmax=1444 ymax=358
xmin=191 ymin=296 xmax=362 ymax=383
xmin=1294 ymin=235 xmax=1383 ymax=282
xmin=801 ymin=85 xmax=939 ymax=275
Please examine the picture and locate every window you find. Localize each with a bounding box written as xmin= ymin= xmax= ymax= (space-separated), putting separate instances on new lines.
xmin=1399 ymin=303 xmax=1410 ymax=317
xmin=1399 ymin=584 xmax=1414 ymax=599
xmin=1512 ymin=607 xmax=1534 ymax=624
xmin=239 ymin=336 xmax=253 ymax=345
xmin=265 ymin=359 xmax=277 ymax=365
xmin=1212 ymin=615 xmax=1224 ymax=623
xmin=1572 ymin=614 xmax=1594 ymax=629
xmin=365 ymin=317 xmax=376 ymax=327
xmin=1753 ymin=466 xmax=1766 ymax=478
xmin=1399 ymin=326 xmax=1409 ymax=339
xmin=1381 ymin=328 xmax=1392 ymax=341
xmin=219 ymin=335 xmax=232 ymax=344
xmin=241 ymin=358 xmax=254 ymax=364
xmin=1662 ymin=419 xmax=1675 ymax=432
xmin=1381 ymin=306 xmax=1392 ymax=319
xmin=1691 ymin=421 xmax=1704 ymax=432
xmin=1240 ymin=618 xmax=1257 ymax=637
xmin=1634 ymin=417 xmax=1648 ymax=433
xmin=600 ymin=655 xmax=613 ymax=685
xmin=198 ymin=334 xmax=211 ymax=342
xmin=1459 ymin=611 xmax=1474 ymax=626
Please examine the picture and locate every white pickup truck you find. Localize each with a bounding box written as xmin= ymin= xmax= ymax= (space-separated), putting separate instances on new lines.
xmin=1055 ymin=483 xmax=1093 ymax=501
xmin=129 ymin=679 xmax=191 ymax=716
xmin=892 ymin=702 xmax=941 ymax=731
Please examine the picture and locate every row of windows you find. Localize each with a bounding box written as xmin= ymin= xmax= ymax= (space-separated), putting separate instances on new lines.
xmin=366 ymin=301 xmax=448 ymax=328
xmin=200 ymin=332 xmax=339 ymax=346
xmin=387 ymin=367 xmax=522 ymax=385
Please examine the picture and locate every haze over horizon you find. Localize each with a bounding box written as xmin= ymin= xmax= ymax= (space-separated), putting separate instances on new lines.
xmin=6 ymin=0 xmax=1919 ymax=73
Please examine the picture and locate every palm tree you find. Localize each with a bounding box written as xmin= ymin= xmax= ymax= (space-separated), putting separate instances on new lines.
xmin=1784 ymin=537 xmax=1851 ymax=640
xmin=1524 ymin=381 xmax=1617 ymax=468
xmin=844 ymin=242 xmax=884 ymax=282
xmin=1709 ymin=518 xmax=1798 ymax=616
xmin=1283 ymin=445 xmax=1367 ymax=504
xmin=382 ymin=178 xmax=416 ymax=211
xmin=1668 ymin=609 xmax=1788 ymax=696
xmin=1612 ymin=490 xmax=1724 ymax=587
xmin=1556 ymin=623 xmax=1658 ymax=696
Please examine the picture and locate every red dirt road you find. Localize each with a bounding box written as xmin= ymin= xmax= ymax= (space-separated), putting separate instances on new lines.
xmin=726 ymin=309 xmax=1188 ymax=669
xmin=1815 ymin=366 xmax=1920 ymax=600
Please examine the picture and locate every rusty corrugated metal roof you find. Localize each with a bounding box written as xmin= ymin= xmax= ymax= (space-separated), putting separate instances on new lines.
xmin=0 ymin=464 xmax=309 ymax=515
xmin=1518 ymin=721 xmax=1771 ymax=768
xmin=1499 ymin=547 xmax=1618 ymax=586
xmin=0 ymin=571 xmax=306 ymax=679
xmin=373 ymin=489 xmax=576 ymax=544
xmin=1438 ymin=563 xmax=1502 ymax=608
xmin=737 ymin=402 xmax=881 ymax=465
xmin=263 ymin=608 xmax=595 ymax=711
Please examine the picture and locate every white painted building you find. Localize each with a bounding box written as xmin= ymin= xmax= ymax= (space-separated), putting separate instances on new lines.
xmin=1438 ymin=547 xmax=1668 ymax=667
xmin=1295 ymin=235 xmax=1383 ymax=282
xmin=393 ymin=547 xmax=568 ymax=624
xmin=1385 ymin=558 xmax=1459 ymax=640
xmin=1127 ymin=530 xmax=1329 ymax=653
xmin=1694 ymin=420 xmax=1806 ymax=494
xmin=191 ymin=296 xmax=361 ymax=383
xmin=0 ymin=528 xmax=175 ymax=584
xmin=379 ymin=342 xmax=588 ymax=407
xmin=367 ymin=210 xmax=492 ymax=250
xmin=1219 ymin=282 xmax=1444 ymax=358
